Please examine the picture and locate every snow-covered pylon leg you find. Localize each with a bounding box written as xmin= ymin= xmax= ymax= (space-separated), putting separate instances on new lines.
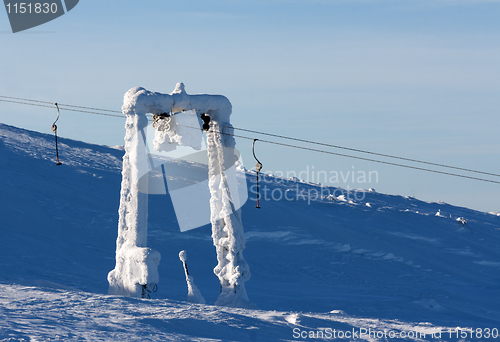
xmin=207 ymin=122 xmax=253 ymax=308
xmin=107 ymin=108 xmax=160 ymax=298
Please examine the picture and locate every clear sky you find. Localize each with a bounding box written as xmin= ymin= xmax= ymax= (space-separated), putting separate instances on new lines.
xmin=1 ymin=0 xmax=499 ymax=213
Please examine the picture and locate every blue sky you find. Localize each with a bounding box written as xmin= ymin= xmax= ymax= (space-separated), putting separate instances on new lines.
xmin=1 ymin=0 xmax=499 ymax=212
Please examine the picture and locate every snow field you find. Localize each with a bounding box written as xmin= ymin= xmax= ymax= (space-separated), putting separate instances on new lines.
xmin=1 ymin=123 xmax=499 ymax=341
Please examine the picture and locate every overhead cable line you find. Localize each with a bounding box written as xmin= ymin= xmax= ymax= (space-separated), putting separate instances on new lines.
xmin=1 ymin=95 xmax=499 ymax=183
xmin=0 ymin=95 xmax=123 ymax=114
xmin=0 ymin=98 xmax=55 ymax=109
xmin=204 ymin=128 xmax=500 ymax=185
xmin=173 ymin=122 xmax=500 ymax=185
xmin=223 ymin=125 xmax=500 ymax=178
xmin=0 ymin=98 xmax=125 ymax=118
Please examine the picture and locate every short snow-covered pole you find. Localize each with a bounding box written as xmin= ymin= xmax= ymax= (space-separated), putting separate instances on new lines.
xmin=179 ymin=250 xmax=206 ymax=304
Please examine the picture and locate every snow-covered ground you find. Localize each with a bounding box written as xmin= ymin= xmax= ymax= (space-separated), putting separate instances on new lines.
xmin=1 ymin=123 xmax=499 ymax=341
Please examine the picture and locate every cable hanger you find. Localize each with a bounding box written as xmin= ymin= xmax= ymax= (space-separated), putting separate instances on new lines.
xmin=51 ymin=103 xmax=62 ymax=165
xmin=252 ymin=139 xmax=263 ymax=208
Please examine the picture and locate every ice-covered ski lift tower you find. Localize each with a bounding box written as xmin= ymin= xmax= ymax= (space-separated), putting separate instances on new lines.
xmin=108 ymin=83 xmax=252 ymax=308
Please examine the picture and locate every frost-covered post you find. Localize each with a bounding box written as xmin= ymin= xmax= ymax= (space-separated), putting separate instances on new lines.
xmin=206 ymin=120 xmax=251 ymax=308
xmin=107 ymin=90 xmax=160 ymax=297
xmin=108 ymin=83 xmax=251 ymax=307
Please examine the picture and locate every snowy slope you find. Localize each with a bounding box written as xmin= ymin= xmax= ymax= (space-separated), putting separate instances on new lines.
xmin=1 ymin=123 xmax=499 ymax=341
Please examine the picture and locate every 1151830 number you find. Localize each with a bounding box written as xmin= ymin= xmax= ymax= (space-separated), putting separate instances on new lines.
xmin=6 ymin=3 xmax=58 ymax=14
